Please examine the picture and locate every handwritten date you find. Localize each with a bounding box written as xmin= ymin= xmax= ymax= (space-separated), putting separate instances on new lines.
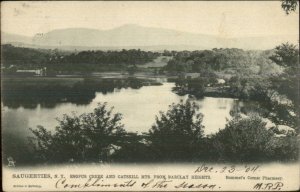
xmin=194 ymin=164 xmax=260 ymax=174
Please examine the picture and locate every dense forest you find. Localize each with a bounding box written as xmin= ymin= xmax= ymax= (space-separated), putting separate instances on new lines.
xmin=1 ymin=44 xmax=160 ymax=72
xmin=164 ymin=48 xmax=281 ymax=76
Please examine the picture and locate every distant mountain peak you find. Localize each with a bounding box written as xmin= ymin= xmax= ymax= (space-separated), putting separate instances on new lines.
xmin=2 ymin=25 xmax=299 ymax=51
xmin=109 ymin=24 xmax=146 ymax=31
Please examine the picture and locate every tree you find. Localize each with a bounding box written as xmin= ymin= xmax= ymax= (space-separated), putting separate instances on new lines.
xmin=148 ymin=100 xmax=205 ymax=161
xmin=269 ymin=43 xmax=299 ymax=69
xmin=269 ymin=43 xmax=299 ymax=131
xmin=210 ymin=116 xmax=274 ymax=162
xmin=228 ymin=74 xmax=271 ymax=101
xmin=29 ymin=103 xmax=126 ymax=163
xmin=281 ymin=0 xmax=298 ymax=14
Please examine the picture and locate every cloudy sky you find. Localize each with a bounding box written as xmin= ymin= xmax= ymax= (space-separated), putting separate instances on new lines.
xmin=1 ymin=1 xmax=299 ymax=38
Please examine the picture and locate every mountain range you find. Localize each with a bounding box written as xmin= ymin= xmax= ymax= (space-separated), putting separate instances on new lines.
xmin=1 ymin=24 xmax=298 ymax=51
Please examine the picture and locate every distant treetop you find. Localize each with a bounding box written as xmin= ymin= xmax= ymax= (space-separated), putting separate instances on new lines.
xmin=281 ymin=0 xmax=299 ymax=15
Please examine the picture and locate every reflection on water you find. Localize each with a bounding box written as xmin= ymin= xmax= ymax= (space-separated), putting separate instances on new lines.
xmin=199 ymin=97 xmax=239 ymax=134
xmin=2 ymin=80 xmax=242 ymax=164
xmin=2 ymin=81 xmax=240 ymax=137
xmin=1 ymin=77 xmax=156 ymax=109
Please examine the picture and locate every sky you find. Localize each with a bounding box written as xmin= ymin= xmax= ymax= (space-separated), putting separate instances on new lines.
xmin=1 ymin=1 xmax=299 ymax=38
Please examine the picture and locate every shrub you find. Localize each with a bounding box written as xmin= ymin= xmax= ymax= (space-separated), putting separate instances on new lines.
xmin=210 ymin=116 xmax=274 ymax=162
xmin=148 ymin=100 xmax=205 ymax=161
xmin=29 ymin=103 xmax=126 ymax=163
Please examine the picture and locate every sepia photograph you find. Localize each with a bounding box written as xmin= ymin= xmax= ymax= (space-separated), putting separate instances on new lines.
xmin=1 ymin=1 xmax=299 ymax=191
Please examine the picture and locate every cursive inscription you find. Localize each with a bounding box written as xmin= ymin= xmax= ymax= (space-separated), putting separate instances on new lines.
xmin=55 ymin=178 xmax=219 ymax=190
xmin=55 ymin=178 xmax=136 ymax=189
xmin=141 ymin=179 xmax=172 ymax=188
xmin=253 ymin=182 xmax=284 ymax=191
xmin=175 ymin=182 xmax=217 ymax=189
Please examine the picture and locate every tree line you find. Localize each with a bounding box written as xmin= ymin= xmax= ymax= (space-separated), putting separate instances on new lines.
xmin=1 ymin=44 xmax=159 ymax=72
xmin=164 ymin=48 xmax=280 ymax=74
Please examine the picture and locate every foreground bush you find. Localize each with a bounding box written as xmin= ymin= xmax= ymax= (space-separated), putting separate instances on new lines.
xmin=29 ymin=103 xmax=126 ymax=163
xmin=148 ymin=100 xmax=205 ymax=161
xmin=210 ymin=116 xmax=299 ymax=162
xmin=210 ymin=116 xmax=274 ymax=162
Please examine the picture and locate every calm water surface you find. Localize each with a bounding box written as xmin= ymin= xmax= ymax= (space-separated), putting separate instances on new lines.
xmin=2 ymin=82 xmax=239 ymax=140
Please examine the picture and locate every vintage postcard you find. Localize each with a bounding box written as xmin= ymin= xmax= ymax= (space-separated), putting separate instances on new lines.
xmin=1 ymin=1 xmax=299 ymax=191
